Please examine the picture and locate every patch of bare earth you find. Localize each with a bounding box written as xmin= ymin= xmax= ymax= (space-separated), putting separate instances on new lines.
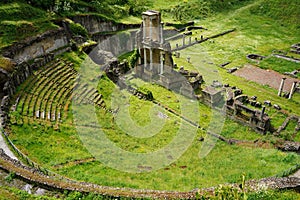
xmin=234 ymin=64 xmax=299 ymax=92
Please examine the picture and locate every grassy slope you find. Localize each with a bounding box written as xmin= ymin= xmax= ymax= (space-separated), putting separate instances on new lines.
xmin=0 ymin=2 xmax=58 ymax=49
xmin=171 ymin=0 xmax=300 ymax=115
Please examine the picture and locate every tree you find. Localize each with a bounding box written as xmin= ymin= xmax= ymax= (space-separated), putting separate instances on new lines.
xmin=27 ymin=0 xmax=55 ymax=10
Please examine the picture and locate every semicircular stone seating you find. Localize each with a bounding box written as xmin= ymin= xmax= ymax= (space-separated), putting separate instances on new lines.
xmin=11 ymin=59 xmax=105 ymax=127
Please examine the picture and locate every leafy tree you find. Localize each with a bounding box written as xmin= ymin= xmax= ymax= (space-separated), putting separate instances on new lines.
xmin=27 ymin=0 xmax=55 ymax=10
xmin=170 ymin=0 xmax=211 ymax=21
xmin=128 ymin=0 xmax=151 ymax=15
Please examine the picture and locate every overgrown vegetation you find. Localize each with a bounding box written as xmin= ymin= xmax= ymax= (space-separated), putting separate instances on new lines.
xmin=259 ymin=57 xmax=300 ymax=78
xmin=249 ymin=0 xmax=300 ymax=28
xmin=156 ymin=0 xmax=254 ymax=22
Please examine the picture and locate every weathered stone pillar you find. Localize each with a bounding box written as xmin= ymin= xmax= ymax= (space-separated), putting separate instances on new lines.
xmin=149 ymin=18 xmax=153 ymax=41
xmin=278 ymin=77 xmax=286 ymax=96
xmin=160 ymin=52 xmax=164 ymax=75
xmin=189 ymin=37 xmax=192 ymax=45
xmin=233 ymin=103 xmax=238 ymax=116
xmin=250 ymin=112 xmax=255 ymax=124
xmin=260 ymin=106 xmax=266 ymax=120
xmin=160 ymin=22 xmax=164 ymax=44
xmin=182 ymin=35 xmax=185 ymax=46
xmin=187 ymin=56 xmax=191 ymax=63
xmin=144 ymin=48 xmax=147 ymax=68
xmin=288 ymin=81 xmax=297 ymax=99
xmin=176 ymin=43 xmax=179 ymax=49
xmin=138 ymin=48 xmax=142 ymax=64
xmin=150 ymin=48 xmax=153 ymax=70
xmin=142 ymin=17 xmax=146 ymax=40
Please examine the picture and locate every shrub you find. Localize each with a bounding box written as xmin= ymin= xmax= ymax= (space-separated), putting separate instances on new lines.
xmin=68 ymin=21 xmax=88 ymax=37
xmin=128 ymin=49 xmax=139 ymax=68
xmin=168 ymin=0 xmax=212 ymax=21
xmin=5 ymin=172 xmax=16 ymax=183
xmin=0 ymin=56 xmax=15 ymax=71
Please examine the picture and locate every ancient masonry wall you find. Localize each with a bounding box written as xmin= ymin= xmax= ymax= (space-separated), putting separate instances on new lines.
xmin=2 ymin=28 xmax=69 ymax=63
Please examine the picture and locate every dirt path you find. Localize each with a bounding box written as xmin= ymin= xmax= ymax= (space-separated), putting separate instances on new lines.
xmin=234 ymin=64 xmax=299 ymax=92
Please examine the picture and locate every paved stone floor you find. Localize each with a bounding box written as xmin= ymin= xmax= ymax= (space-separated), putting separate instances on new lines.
xmin=234 ymin=64 xmax=299 ymax=92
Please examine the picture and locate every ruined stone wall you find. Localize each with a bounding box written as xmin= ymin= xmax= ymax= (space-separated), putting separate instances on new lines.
xmin=93 ymin=31 xmax=136 ymax=57
xmin=2 ymin=29 xmax=69 ymax=63
xmin=71 ymin=15 xmax=139 ymax=35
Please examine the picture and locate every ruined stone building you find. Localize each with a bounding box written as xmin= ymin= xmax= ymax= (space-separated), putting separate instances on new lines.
xmin=134 ymin=10 xmax=271 ymax=133
xmin=135 ymin=10 xmax=202 ymax=96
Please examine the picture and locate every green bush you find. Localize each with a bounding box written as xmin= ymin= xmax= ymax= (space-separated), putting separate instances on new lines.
xmin=69 ymin=21 xmax=88 ymax=37
xmin=137 ymin=86 xmax=154 ymax=100
xmin=128 ymin=49 xmax=139 ymax=68
xmin=5 ymin=172 xmax=16 ymax=183
xmin=169 ymin=0 xmax=212 ymax=21
xmin=0 ymin=2 xmax=45 ymax=21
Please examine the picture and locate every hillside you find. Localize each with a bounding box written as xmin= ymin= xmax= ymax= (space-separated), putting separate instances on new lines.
xmin=1 ymin=0 xmax=299 ymax=51
xmin=250 ymin=0 xmax=300 ymax=27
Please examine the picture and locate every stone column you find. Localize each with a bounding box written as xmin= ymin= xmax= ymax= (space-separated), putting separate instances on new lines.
xmin=142 ymin=17 xmax=146 ymax=40
xmin=260 ymin=106 xmax=266 ymax=120
xmin=160 ymin=52 xmax=164 ymax=75
xmin=278 ymin=77 xmax=286 ymax=96
xmin=150 ymin=48 xmax=153 ymax=70
xmin=138 ymin=48 xmax=142 ymax=64
xmin=182 ymin=35 xmax=185 ymax=46
xmin=189 ymin=37 xmax=192 ymax=45
xmin=144 ymin=48 xmax=147 ymax=68
xmin=288 ymin=81 xmax=298 ymax=99
xmin=233 ymin=103 xmax=238 ymax=116
xmin=149 ymin=18 xmax=153 ymax=41
xmin=160 ymin=22 xmax=164 ymax=44
xmin=249 ymin=112 xmax=255 ymax=124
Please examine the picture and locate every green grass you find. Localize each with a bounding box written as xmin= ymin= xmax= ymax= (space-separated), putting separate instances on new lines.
xmin=8 ymin=67 xmax=300 ymax=191
xmin=55 ymin=141 xmax=300 ymax=191
xmin=249 ymin=0 xmax=300 ymax=27
xmin=0 ymin=2 xmax=58 ymax=49
xmin=9 ymin=123 xmax=91 ymax=168
xmin=0 ymin=186 xmax=56 ymax=200
xmin=280 ymin=119 xmax=299 ymax=141
xmin=259 ymin=57 xmax=300 ymax=78
xmin=247 ymin=189 xmax=300 ymax=200
xmin=220 ymin=118 xmax=263 ymax=141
